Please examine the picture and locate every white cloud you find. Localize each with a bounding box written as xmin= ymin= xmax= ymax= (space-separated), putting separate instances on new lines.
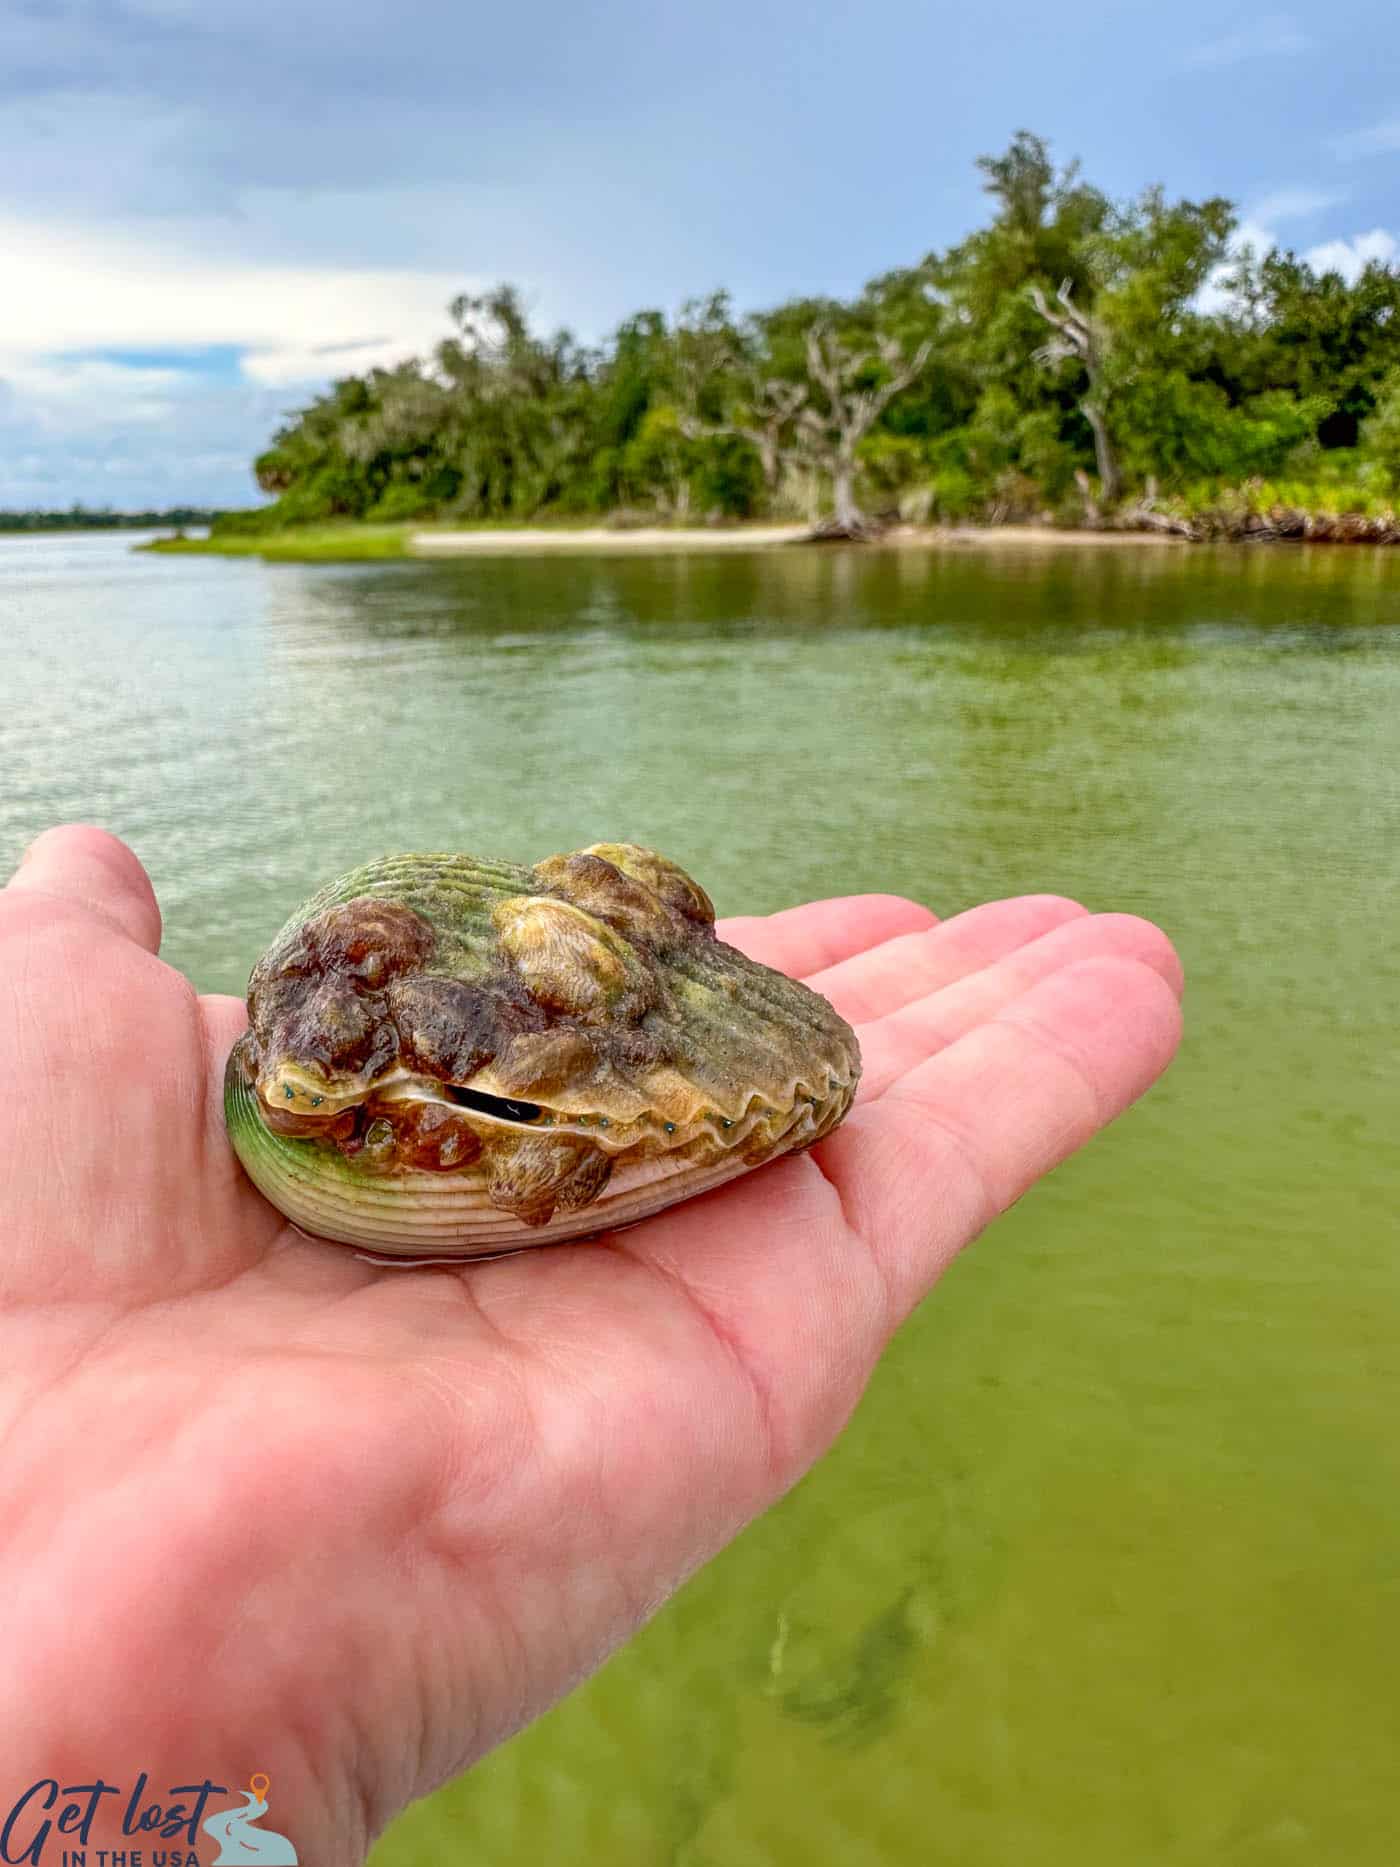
xmin=1303 ymin=228 xmax=1400 ymax=281
xmin=1195 ymin=219 xmax=1277 ymax=315
xmin=1196 ymin=207 xmax=1399 ymax=314
xmin=0 ymin=213 xmax=467 ymax=378
xmin=1233 ymin=219 xmax=1281 ymax=257
xmin=239 ymin=338 xmax=443 ymax=387
xmin=0 ymin=208 xmax=481 ymax=506
xmin=1331 ymin=120 xmax=1400 ymax=159
xmin=1247 ymin=186 xmax=1346 ymax=224
xmin=1184 ymin=14 xmax=1311 ymax=67
xmin=0 ymin=358 xmax=186 ymax=433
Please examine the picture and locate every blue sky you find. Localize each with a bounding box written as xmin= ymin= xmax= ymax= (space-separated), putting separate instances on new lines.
xmin=4 ymin=0 xmax=1400 ymax=509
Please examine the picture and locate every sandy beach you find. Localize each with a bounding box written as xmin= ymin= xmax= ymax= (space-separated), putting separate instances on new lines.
xmin=409 ymin=522 xmax=1188 ymax=556
xmin=410 ymin=524 xmax=811 ymax=553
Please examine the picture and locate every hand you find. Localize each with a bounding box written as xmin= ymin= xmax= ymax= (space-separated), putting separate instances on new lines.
xmin=0 ymin=827 xmax=1181 ymax=1861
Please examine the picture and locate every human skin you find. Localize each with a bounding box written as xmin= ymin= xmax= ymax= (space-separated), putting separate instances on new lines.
xmin=0 ymin=826 xmax=1182 ymax=1861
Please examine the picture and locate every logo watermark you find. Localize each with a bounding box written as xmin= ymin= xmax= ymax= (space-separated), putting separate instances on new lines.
xmin=0 ymin=1772 xmax=297 ymax=1866
xmin=201 ymin=1776 xmax=295 ymax=1866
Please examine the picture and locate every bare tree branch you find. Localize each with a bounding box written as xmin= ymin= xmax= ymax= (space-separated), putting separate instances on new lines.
xmin=789 ymin=322 xmax=933 ymax=533
xmin=680 ymin=377 xmax=809 ymax=493
xmin=1028 ymin=279 xmax=1122 ymax=505
xmin=683 ymin=316 xmax=931 ymax=534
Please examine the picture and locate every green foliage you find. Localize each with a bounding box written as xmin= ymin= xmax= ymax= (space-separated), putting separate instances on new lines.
xmin=227 ymin=135 xmax=1400 ymax=533
xmin=1218 ymin=250 xmax=1400 ymax=446
xmin=363 ymin=481 xmax=441 ymax=523
xmin=925 ymin=466 xmax=980 ymax=521
xmin=144 ymin=524 xmax=414 ymax=561
xmin=1360 ymin=367 xmax=1400 ymax=487
xmin=860 ymin=431 xmax=927 ymax=502
xmin=1115 ymin=377 xmax=1327 ymax=483
xmin=618 ymin=405 xmax=700 ymax=513
xmin=692 ymin=431 xmax=766 ymax=516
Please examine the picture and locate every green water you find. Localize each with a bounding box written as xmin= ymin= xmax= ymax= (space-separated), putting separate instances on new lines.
xmin=5 ymin=532 xmax=1399 ymax=1862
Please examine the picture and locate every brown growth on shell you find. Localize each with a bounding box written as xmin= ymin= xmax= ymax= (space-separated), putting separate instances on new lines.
xmin=390 ymin=1101 xmax=485 ymax=1172
xmin=258 ymin=1097 xmax=361 ymax=1144
xmin=297 ymin=897 xmax=435 ymax=985
xmin=581 ymin=843 xmax=715 ymax=926
xmin=488 ymin=1133 xmax=613 ymax=1226
xmin=493 ymin=895 xmax=654 ymax=1023
xmin=248 ymin=895 xmax=437 ymax=1094
xmin=387 ymin=974 xmax=541 ymax=1082
xmin=532 ymin=850 xmax=677 ymax=943
xmin=282 ymin=979 xmax=399 ymax=1080
xmin=492 ymin=1027 xmax=602 ymax=1097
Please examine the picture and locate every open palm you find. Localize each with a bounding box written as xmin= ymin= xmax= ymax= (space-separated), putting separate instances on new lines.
xmin=0 ymin=827 xmax=1181 ymax=1861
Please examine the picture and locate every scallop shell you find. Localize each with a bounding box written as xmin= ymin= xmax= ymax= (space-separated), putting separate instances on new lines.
xmin=224 ymin=843 xmax=860 ymax=1256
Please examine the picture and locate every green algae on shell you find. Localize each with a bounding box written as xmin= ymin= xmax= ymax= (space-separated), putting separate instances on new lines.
xmin=224 ymin=842 xmax=860 ymax=1257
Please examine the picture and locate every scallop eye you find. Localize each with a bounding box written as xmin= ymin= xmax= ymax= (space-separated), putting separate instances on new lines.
xmin=445 ymin=1085 xmax=545 ymax=1124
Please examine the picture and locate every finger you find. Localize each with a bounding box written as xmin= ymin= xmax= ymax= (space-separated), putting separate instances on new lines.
xmin=820 ymin=955 xmax=1183 ymax=1326
xmin=199 ymin=992 xmax=255 ymax=1159
xmin=200 ymin=992 xmax=249 ymax=1062
xmin=200 ymin=991 xmax=248 ymax=1101
xmin=807 ymin=894 xmax=1089 ymax=1024
xmin=854 ymin=913 xmax=1183 ymax=1101
xmin=719 ymin=893 xmax=937 ymax=977
xmin=5 ymin=824 xmax=162 ymax=954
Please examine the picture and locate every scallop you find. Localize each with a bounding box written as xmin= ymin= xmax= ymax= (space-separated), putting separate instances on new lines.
xmin=224 ymin=843 xmax=860 ymax=1257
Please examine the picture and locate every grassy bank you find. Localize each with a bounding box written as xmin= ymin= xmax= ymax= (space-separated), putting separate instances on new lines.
xmin=141 ymin=523 xmax=415 ymax=562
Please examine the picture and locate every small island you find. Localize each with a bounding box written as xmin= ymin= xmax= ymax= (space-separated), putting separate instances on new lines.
xmin=145 ymin=134 xmax=1400 ymax=563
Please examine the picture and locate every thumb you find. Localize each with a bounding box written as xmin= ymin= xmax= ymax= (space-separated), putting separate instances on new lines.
xmin=7 ymin=825 xmax=163 ymax=955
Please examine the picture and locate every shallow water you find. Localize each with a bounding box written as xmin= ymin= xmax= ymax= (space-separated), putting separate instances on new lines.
xmin=4 ymin=531 xmax=1399 ymax=1864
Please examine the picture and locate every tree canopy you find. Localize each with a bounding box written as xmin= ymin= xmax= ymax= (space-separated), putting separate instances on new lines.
xmin=229 ymin=133 xmax=1400 ymax=535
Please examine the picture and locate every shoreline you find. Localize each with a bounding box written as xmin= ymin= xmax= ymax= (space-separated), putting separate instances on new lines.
xmin=911 ymin=523 xmax=1186 ymax=550
xmin=143 ymin=514 xmax=1400 ymax=565
xmin=409 ymin=522 xmax=1190 ymax=556
xmin=143 ymin=522 xmax=1193 ymax=565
